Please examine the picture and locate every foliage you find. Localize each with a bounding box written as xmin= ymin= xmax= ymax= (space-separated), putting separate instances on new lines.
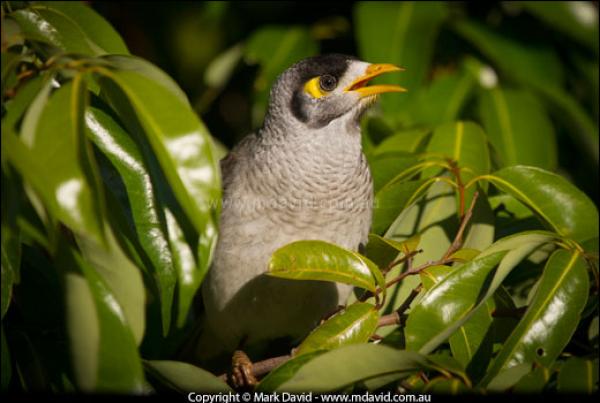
xmin=1 ymin=0 xmax=598 ymax=396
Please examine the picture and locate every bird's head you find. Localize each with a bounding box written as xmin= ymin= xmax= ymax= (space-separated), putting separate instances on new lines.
xmin=263 ymin=54 xmax=406 ymax=133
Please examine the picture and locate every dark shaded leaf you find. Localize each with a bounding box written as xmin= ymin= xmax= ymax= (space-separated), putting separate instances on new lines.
xmin=478 ymin=88 xmax=557 ymax=170
xmin=145 ymin=360 xmax=231 ymax=393
xmin=277 ymin=344 xmax=427 ymax=392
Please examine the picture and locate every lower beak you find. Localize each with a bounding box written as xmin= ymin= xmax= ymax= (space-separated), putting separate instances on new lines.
xmin=344 ymin=63 xmax=407 ymax=97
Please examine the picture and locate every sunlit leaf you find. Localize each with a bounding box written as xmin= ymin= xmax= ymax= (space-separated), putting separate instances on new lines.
xmin=269 ymin=240 xmax=381 ymax=292
xmin=97 ymin=68 xmax=221 ymax=287
xmin=5 ymin=79 xmax=103 ymax=241
xmin=85 ymin=107 xmax=176 ymax=335
xmin=296 ymin=303 xmax=379 ymax=356
xmin=481 ymin=249 xmax=590 ymax=386
xmin=484 ymin=166 xmax=599 ymax=242
xmin=42 ymin=1 xmax=129 ymax=55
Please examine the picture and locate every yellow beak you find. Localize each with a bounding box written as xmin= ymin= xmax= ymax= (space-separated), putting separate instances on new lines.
xmin=344 ymin=63 xmax=407 ymax=97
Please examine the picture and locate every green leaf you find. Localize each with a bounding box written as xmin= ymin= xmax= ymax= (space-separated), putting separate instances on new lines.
xmin=64 ymin=248 xmax=144 ymax=392
xmin=204 ymin=43 xmax=244 ymax=89
xmin=557 ymin=357 xmax=598 ymax=394
xmin=453 ymin=20 xmax=598 ymax=164
xmin=481 ymin=249 xmax=590 ymax=386
xmin=75 ymin=226 xmax=146 ymax=346
xmin=513 ymin=365 xmax=551 ymax=393
xmin=424 ymin=377 xmax=469 ymax=394
xmin=245 ymin=26 xmax=318 ymax=127
xmin=5 ymin=79 xmax=103 ymax=241
xmin=424 ymin=120 xmax=490 ymax=206
xmin=85 ymin=107 xmax=176 ymax=335
xmin=145 ymin=360 xmax=232 ymax=393
xmin=364 ymin=233 xmax=420 ymax=269
xmin=354 ymin=1 xmax=448 ymax=122
xmin=96 ymin=68 xmax=221 ymax=276
xmin=405 ymin=251 xmax=507 ymax=352
xmin=484 ymin=166 xmax=599 ymax=242
xmin=373 ymin=128 xmax=431 ymax=155
xmin=296 ymin=303 xmax=379 ymax=356
xmin=407 ymin=231 xmax=559 ymax=355
xmin=521 ymin=2 xmax=599 ymax=54
xmin=100 ymin=55 xmax=189 ymax=105
xmin=41 ymin=1 xmax=129 ymax=55
xmin=9 ymin=8 xmax=94 ymax=55
xmin=369 ymin=152 xmax=419 ymax=193
xmin=372 ymin=178 xmax=434 ymax=235
xmin=257 ymin=351 xmax=325 ymax=393
xmin=268 ymin=240 xmax=381 ymax=293
xmin=407 ymin=67 xmax=476 ymax=127
xmin=277 ymin=344 xmax=427 ymax=392
xmin=478 ymin=87 xmax=557 ymax=170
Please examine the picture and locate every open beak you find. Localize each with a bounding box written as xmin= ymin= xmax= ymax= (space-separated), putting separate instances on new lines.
xmin=344 ymin=63 xmax=407 ymax=97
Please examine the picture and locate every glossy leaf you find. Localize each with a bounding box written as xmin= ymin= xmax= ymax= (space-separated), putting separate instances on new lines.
xmin=364 ymin=233 xmax=420 ymax=269
xmin=9 ymin=8 xmax=94 ymax=55
xmin=354 ymin=1 xmax=448 ymax=121
xmin=42 ymin=1 xmax=129 ymax=55
xmin=145 ymin=360 xmax=232 ymax=393
xmin=5 ymin=79 xmax=103 ymax=241
xmin=64 ymin=249 xmax=144 ymax=392
xmin=257 ymin=351 xmax=325 ymax=392
xmin=557 ymin=357 xmax=598 ymax=394
xmin=268 ymin=240 xmax=381 ymax=293
xmin=85 ymin=107 xmax=176 ymax=335
xmin=407 ymin=231 xmax=558 ymax=354
xmin=405 ymin=251 xmax=506 ymax=352
xmin=96 ymin=68 xmax=221 ymax=280
xmin=277 ymin=344 xmax=427 ymax=392
xmin=424 ymin=377 xmax=470 ymax=394
xmin=296 ymin=303 xmax=379 ymax=356
xmin=100 ymin=55 xmax=189 ymax=105
xmin=478 ymin=87 xmax=557 ymax=170
xmin=485 ymin=166 xmax=599 ymax=242
xmin=481 ymin=249 xmax=590 ymax=386
xmin=75 ymin=227 xmax=146 ymax=346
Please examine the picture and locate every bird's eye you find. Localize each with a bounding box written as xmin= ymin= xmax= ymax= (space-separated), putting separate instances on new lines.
xmin=319 ymin=75 xmax=337 ymax=92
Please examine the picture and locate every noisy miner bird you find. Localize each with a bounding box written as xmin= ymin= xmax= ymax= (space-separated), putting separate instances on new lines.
xmin=196 ymin=54 xmax=405 ymax=378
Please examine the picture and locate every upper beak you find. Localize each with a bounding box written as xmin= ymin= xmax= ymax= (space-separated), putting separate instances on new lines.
xmin=344 ymin=63 xmax=407 ymax=97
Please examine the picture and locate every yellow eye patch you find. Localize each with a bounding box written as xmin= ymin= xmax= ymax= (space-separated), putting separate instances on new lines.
xmin=304 ymin=77 xmax=327 ymax=99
